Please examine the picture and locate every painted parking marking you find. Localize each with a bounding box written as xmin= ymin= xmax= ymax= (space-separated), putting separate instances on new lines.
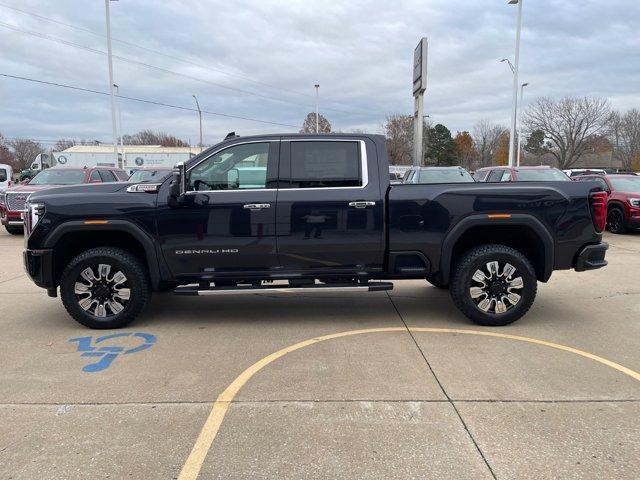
xmin=178 ymin=327 xmax=640 ymax=480
xmin=68 ymin=332 xmax=156 ymax=373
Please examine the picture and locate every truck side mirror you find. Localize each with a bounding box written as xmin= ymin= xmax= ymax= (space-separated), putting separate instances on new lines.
xmin=169 ymin=162 xmax=187 ymax=206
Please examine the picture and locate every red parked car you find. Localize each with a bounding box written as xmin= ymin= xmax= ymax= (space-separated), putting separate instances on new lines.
xmin=0 ymin=166 xmax=127 ymax=235
xmin=474 ymin=165 xmax=570 ymax=182
xmin=576 ymin=174 xmax=640 ymax=234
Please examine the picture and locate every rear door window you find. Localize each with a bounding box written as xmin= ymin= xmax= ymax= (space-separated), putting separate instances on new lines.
xmin=285 ymin=141 xmax=362 ymax=188
xmin=486 ymin=169 xmax=504 ymax=182
xmin=99 ymin=170 xmax=117 ymax=182
xmin=89 ymin=170 xmax=102 ymax=183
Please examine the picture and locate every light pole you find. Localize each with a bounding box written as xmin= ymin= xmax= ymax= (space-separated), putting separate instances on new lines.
xmin=192 ymin=94 xmax=203 ymax=148
xmin=113 ymin=84 xmax=124 ymax=167
xmin=104 ymin=0 xmax=118 ymax=165
xmin=314 ymin=84 xmax=320 ymax=133
xmin=507 ymin=0 xmax=524 ymax=167
xmin=517 ymin=82 xmax=529 ymax=166
xmin=500 ymin=58 xmax=515 ymax=74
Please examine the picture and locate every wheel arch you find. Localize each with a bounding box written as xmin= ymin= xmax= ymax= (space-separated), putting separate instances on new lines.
xmin=44 ymin=220 xmax=161 ymax=289
xmin=439 ymin=214 xmax=554 ymax=284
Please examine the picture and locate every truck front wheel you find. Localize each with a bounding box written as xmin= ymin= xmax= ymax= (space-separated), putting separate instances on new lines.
xmin=450 ymin=244 xmax=537 ymax=326
xmin=60 ymin=247 xmax=150 ymax=329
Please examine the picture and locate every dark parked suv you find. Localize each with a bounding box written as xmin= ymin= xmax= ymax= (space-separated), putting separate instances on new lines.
xmin=575 ymin=174 xmax=640 ymax=233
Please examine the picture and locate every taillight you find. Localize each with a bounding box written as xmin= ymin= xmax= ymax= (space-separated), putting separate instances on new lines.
xmin=590 ymin=191 xmax=607 ymax=233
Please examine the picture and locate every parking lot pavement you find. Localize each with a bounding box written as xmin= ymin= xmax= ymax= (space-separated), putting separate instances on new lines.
xmin=1 ymin=229 xmax=639 ymax=479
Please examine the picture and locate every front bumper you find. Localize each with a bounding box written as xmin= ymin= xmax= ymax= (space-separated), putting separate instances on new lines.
xmin=23 ymin=248 xmax=55 ymax=290
xmin=1 ymin=210 xmax=24 ymax=226
xmin=574 ymin=242 xmax=608 ymax=272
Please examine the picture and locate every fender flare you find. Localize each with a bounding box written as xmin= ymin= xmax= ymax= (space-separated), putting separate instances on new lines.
xmin=439 ymin=214 xmax=555 ymax=283
xmin=43 ymin=220 xmax=162 ymax=288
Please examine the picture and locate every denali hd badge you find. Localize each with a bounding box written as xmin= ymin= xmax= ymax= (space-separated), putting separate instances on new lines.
xmin=175 ymin=249 xmax=239 ymax=255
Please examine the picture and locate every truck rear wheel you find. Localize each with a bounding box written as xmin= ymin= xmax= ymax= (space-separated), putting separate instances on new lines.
xmin=60 ymin=247 xmax=150 ymax=329
xmin=450 ymin=244 xmax=537 ymax=326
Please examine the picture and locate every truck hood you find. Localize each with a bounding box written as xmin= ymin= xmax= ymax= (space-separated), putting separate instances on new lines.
xmin=28 ymin=182 xmax=129 ymax=202
xmin=5 ymin=183 xmax=58 ymax=194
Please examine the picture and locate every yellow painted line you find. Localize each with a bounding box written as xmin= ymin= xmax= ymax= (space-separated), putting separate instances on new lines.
xmin=178 ymin=327 xmax=640 ymax=480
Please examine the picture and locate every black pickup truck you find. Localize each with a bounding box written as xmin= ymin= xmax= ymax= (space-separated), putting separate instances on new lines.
xmin=23 ymin=133 xmax=608 ymax=329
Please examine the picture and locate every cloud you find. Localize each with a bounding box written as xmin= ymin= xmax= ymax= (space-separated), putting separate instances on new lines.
xmin=0 ymin=0 xmax=637 ymax=146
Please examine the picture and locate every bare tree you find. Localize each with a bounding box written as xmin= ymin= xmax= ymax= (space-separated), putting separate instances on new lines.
xmin=122 ymin=130 xmax=188 ymax=147
xmin=472 ymin=120 xmax=506 ymax=168
xmin=9 ymin=139 xmax=45 ymax=170
xmin=383 ymin=114 xmax=413 ymax=165
xmin=523 ymin=96 xmax=613 ymax=169
xmin=54 ymin=139 xmax=76 ymax=151
xmin=610 ymin=108 xmax=640 ymax=171
xmin=0 ymin=133 xmax=15 ymax=168
xmin=300 ymin=112 xmax=331 ymax=134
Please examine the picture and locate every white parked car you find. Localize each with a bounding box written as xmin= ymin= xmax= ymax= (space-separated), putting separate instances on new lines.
xmin=0 ymin=163 xmax=13 ymax=190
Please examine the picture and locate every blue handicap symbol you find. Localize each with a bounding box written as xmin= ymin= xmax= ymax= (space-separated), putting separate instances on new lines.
xmin=68 ymin=332 xmax=156 ymax=373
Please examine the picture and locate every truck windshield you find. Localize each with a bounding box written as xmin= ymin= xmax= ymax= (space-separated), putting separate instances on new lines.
xmin=29 ymin=169 xmax=85 ymax=185
xmin=418 ymin=169 xmax=474 ymax=183
xmin=610 ymin=176 xmax=640 ymax=193
xmin=515 ymin=169 xmax=569 ymax=181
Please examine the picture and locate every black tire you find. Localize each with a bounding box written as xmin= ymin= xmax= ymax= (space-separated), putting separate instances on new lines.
xmin=5 ymin=225 xmax=24 ymax=235
xmin=607 ymin=207 xmax=627 ymax=234
xmin=450 ymin=244 xmax=537 ymax=327
xmin=426 ymin=276 xmax=449 ymax=290
xmin=60 ymin=247 xmax=150 ymax=329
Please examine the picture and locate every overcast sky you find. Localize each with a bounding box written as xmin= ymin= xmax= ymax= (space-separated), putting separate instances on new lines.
xmin=0 ymin=0 xmax=638 ymax=147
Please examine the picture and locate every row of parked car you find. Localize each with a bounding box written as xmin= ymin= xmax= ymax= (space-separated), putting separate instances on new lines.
xmin=392 ymin=165 xmax=640 ymax=234
xmin=2 ymin=162 xmax=639 ymax=236
xmin=0 ymin=165 xmax=172 ymax=235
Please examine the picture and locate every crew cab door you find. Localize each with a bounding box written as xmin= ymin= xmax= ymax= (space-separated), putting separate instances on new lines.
xmin=275 ymin=138 xmax=384 ymax=272
xmin=156 ymin=140 xmax=279 ymax=278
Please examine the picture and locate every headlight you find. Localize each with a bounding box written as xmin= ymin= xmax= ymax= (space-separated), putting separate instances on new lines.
xmin=24 ymin=201 xmax=45 ymax=235
xmin=629 ymin=198 xmax=640 ymax=208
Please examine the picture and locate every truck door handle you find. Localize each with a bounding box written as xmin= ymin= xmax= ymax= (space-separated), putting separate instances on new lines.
xmin=348 ymin=201 xmax=376 ymax=209
xmin=243 ymin=203 xmax=271 ymax=210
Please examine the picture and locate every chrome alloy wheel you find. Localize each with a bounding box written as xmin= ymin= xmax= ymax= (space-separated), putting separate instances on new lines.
xmin=469 ymin=261 xmax=524 ymax=314
xmin=74 ymin=264 xmax=130 ymax=317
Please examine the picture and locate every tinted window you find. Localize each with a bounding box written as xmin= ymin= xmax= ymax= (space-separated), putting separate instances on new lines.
xmin=515 ymin=169 xmax=569 ymax=181
xmin=610 ymin=176 xmax=640 ymax=193
xmin=500 ymin=170 xmax=512 ymax=182
xmin=89 ymin=170 xmax=102 ymax=182
xmin=113 ymin=170 xmax=129 ymax=181
xmin=486 ymin=169 xmax=504 ymax=182
xmin=188 ymin=142 xmax=270 ymax=191
xmin=289 ymin=141 xmax=361 ymax=188
xmin=474 ymin=170 xmax=489 ymax=181
xmin=417 ymin=169 xmax=474 ymax=183
xmin=0 ymin=168 xmax=7 ymax=182
xmin=30 ymin=169 xmax=86 ymax=185
xmin=99 ymin=170 xmax=117 ymax=182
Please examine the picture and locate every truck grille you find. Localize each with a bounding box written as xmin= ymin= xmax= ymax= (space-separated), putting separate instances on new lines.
xmin=6 ymin=192 xmax=29 ymax=212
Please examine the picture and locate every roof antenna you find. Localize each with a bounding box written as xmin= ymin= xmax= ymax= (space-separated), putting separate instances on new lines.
xmin=225 ymin=132 xmax=239 ymax=140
